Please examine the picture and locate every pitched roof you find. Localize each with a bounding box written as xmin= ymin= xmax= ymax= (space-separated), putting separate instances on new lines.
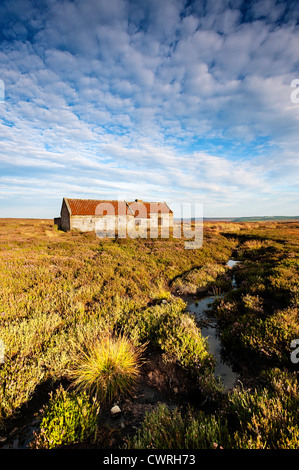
xmin=65 ymin=198 xmax=122 ymax=216
xmin=64 ymin=198 xmax=172 ymax=218
xmin=127 ymin=201 xmax=172 ymax=217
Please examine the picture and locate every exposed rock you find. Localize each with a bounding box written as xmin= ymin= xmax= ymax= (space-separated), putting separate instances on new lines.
xmin=110 ymin=405 xmax=121 ymax=416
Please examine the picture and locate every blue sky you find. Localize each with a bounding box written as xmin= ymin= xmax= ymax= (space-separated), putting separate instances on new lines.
xmin=0 ymin=0 xmax=298 ymax=218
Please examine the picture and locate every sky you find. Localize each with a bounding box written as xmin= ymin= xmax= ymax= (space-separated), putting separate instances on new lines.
xmin=0 ymin=0 xmax=298 ymax=219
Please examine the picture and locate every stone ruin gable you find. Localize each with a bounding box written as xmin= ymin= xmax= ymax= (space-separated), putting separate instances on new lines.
xmin=128 ymin=201 xmax=174 ymax=228
xmin=54 ymin=198 xmax=173 ymax=233
xmin=60 ymin=198 xmax=71 ymax=231
xmin=94 ymin=200 xmax=134 ymax=236
xmin=68 ymin=200 xmax=133 ymax=233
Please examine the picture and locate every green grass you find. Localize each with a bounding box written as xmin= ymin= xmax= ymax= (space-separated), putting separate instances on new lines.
xmin=69 ymin=334 xmax=144 ymax=403
xmin=31 ymin=385 xmax=100 ymax=449
xmin=0 ymin=219 xmax=298 ymax=449
xmin=214 ymin=222 xmax=299 ymax=367
xmin=127 ymin=369 xmax=299 ymax=449
xmin=126 ymin=403 xmax=229 ymax=449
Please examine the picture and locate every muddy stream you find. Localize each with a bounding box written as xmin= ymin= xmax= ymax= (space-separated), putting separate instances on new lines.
xmin=1 ymin=259 xmax=241 ymax=448
xmin=187 ymin=259 xmax=240 ymax=391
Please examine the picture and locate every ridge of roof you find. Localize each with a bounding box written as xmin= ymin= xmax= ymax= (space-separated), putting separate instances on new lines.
xmin=63 ymin=198 xmax=172 ymax=216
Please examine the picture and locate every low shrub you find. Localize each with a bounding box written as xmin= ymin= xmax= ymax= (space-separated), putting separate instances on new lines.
xmin=171 ymin=263 xmax=227 ymax=295
xmin=0 ymin=356 xmax=45 ymax=420
xmin=240 ymin=307 xmax=299 ymax=364
xmin=226 ymin=371 xmax=299 ymax=448
xmin=156 ymin=309 xmax=214 ymax=372
xmin=127 ymin=370 xmax=299 ymax=450
xmin=117 ymin=298 xmax=214 ymax=375
xmin=126 ymin=403 xmax=230 ymax=449
xmin=31 ymin=385 xmax=100 ymax=449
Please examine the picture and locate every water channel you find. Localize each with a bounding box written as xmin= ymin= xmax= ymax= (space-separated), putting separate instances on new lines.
xmin=1 ymin=258 xmax=241 ymax=448
xmin=187 ymin=259 xmax=240 ymax=391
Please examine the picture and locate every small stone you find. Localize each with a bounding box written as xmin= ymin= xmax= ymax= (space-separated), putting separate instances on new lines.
xmin=9 ymin=427 xmax=18 ymax=436
xmin=111 ymin=405 xmax=121 ymax=416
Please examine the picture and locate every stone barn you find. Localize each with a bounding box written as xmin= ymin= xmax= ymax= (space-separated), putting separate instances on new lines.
xmin=54 ymin=198 xmax=173 ymax=235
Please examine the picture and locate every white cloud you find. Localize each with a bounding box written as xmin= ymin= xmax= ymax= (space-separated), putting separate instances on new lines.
xmin=0 ymin=0 xmax=298 ymax=218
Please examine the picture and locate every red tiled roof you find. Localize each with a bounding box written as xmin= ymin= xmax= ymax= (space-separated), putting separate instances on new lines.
xmin=127 ymin=202 xmax=172 ymax=217
xmin=65 ymin=199 xmax=121 ymax=216
xmin=64 ymin=198 xmax=172 ymax=218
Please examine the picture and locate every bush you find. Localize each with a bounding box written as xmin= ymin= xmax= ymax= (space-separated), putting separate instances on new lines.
xmin=117 ymin=298 xmax=214 ymax=375
xmin=239 ymin=307 xmax=299 ymax=364
xmin=171 ymin=263 xmax=227 ymax=295
xmin=69 ymin=334 xmax=144 ymax=403
xmin=156 ymin=309 xmax=214 ymax=372
xmin=31 ymin=386 xmax=100 ymax=449
xmin=126 ymin=403 xmax=230 ymax=449
xmin=226 ymin=373 xmax=299 ymax=449
xmin=127 ymin=369 xmax=299 ymax=449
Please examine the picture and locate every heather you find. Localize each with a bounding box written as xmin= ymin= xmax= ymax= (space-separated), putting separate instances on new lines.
xmin=0 ymin=219 xmax=298 ymax=449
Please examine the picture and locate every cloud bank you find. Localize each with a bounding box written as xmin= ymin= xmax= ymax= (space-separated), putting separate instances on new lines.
xmin=0 ymin=0 xmax=298 ymax=217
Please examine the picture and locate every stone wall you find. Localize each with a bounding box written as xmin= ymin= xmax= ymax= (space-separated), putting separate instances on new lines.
xmin=60 ymin=200 xmax=70 ymax=231
xmin=70 ymin=216 xmax=95 ymax=231
xmin=70 ymin=214 xmax=135 ymax=235
xmin=54 ymin=217 xmax=61 ymax=229
xmin=134 ymin=213 xmax=173 ymax=227
xmin=58 ymin=209 xmax=173 ymax=236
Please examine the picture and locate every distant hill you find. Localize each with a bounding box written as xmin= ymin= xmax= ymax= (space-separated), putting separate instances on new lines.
xmin=231 ymin=216 xmax=299 ymax=222
xmin=174 ymin=216 xmax=299 ymax=222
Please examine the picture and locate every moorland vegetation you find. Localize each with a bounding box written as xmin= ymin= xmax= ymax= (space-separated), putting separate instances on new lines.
xmin=0 ymin=219 xmax=298 ymax=449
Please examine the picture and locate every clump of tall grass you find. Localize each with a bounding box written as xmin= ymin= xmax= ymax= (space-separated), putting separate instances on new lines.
xmin=69 ymin=334 xmax=144 ymax=403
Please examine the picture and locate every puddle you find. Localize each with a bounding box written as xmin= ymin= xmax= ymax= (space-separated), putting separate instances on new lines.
xmin=226 ymin=259 xmax=240 ymax=268
xmin=187 ymin=259 xmax=240 ymax=391
xmin=1 ymin=420 xmax=40 ymax=449
xmin=227 ymin=259 xmax=240 ymax=288
xmin=188 ymin=296 xmax=238 ymax=391
xmin=1 ymin=258 xmax=242 ymax=449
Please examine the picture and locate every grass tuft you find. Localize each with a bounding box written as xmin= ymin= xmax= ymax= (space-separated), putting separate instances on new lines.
xmin=69 ymin=334 xmax=145 ymax=403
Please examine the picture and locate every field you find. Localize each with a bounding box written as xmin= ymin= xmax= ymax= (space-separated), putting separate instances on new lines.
xmin=0 ymin=218 xmax=298 ymax=449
